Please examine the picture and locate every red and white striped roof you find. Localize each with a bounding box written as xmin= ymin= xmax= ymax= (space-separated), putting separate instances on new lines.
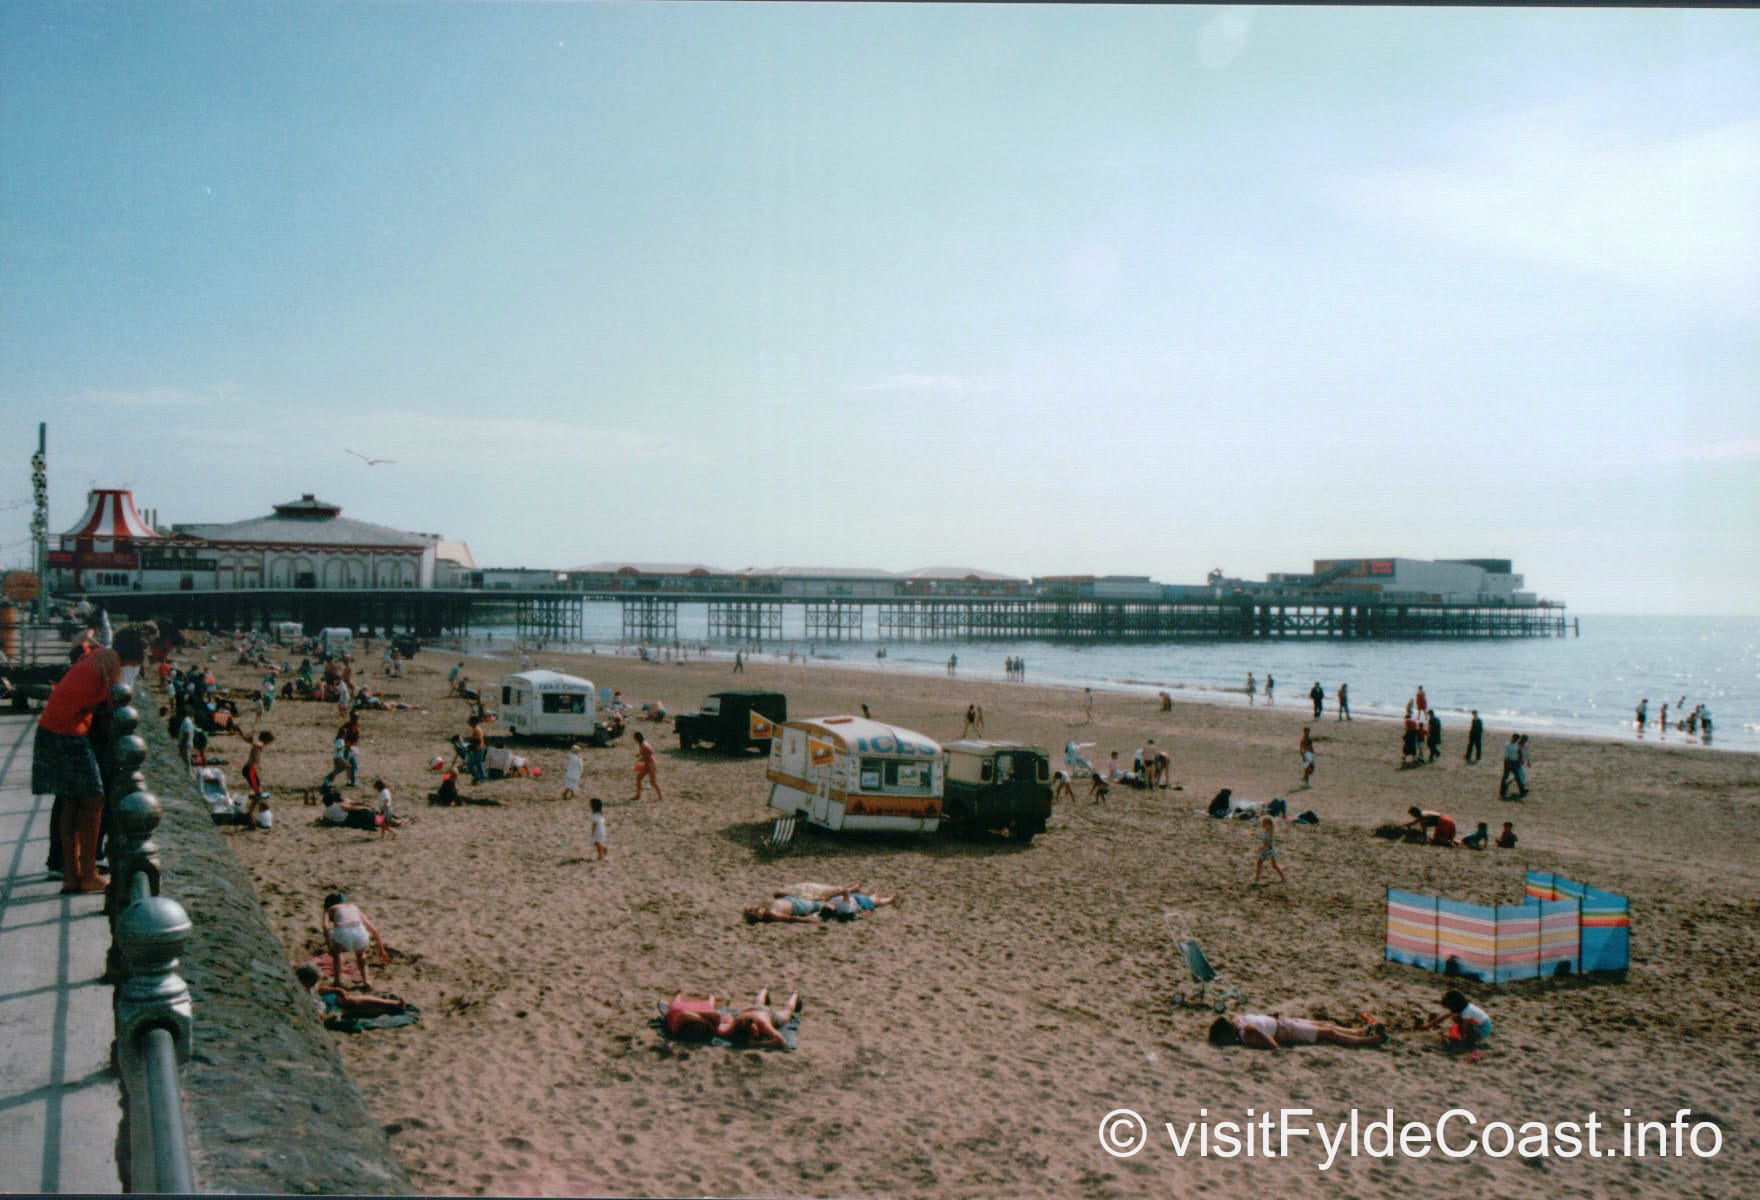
xmin=62 ymin=489 xmax=160 ymax=541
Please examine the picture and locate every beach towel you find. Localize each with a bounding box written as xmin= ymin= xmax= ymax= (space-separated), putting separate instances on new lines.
xmin=328 ymin=1005 xmax=420 ymax=1034
xmin=650 ymin=1003 xmax=800 ymax=1051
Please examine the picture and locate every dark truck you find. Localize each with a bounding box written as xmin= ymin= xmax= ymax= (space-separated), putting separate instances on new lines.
xmin=675 ymin=690 xmax=788 ymax=753
xmin=940 ymin=740 xmax=1054 ymax=844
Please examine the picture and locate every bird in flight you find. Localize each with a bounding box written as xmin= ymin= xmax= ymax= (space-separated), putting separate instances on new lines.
xmin=345 ymin=449 xmax=397 ymax=466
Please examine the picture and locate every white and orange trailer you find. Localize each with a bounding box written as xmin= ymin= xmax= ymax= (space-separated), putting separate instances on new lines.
xmin=766 ymin=715 xmax=943 ymax=833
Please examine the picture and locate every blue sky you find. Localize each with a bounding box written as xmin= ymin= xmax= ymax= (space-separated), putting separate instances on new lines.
xmin=3 ymin=3 xmax=1756 ymax=614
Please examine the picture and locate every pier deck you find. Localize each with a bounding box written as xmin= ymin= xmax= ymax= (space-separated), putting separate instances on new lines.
xmin=95 ymin=588 xmax=1570 ymax=643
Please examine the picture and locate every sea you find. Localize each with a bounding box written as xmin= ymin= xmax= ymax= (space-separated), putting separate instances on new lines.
xmin=477 ymin=609 xmax=1760 ymax=755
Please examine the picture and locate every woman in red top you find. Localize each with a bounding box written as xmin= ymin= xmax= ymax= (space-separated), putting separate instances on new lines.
xmin=34 ymin=623 xmax=151 ymax=892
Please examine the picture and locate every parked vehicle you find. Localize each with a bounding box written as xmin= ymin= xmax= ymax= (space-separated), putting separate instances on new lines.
xmin=767 ymin=715 xmax=942 ymax=833
xmin=940 ymin=740 xmax=1053 ymax=844
xmin=318 ymin=627 xmax=354 ymax=657
xmin=274 ymin=620 xmax=304 ymax=645
xmin=676 ymin=690 xmax=787 ymax=753
xmin=498 ymin=669 xmax=622 ymax=745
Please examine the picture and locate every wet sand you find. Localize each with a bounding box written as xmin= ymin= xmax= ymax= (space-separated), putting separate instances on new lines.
xmin=202 ymin=642 xmax=1759 ymax=1198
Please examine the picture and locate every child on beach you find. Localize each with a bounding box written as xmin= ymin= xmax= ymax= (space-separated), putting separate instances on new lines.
xmin=1053 ymin=769 xmax=1076 ymax=804
xmin=241 ymin=730 xmax=275 ymax=798
xmin=631 ymin=731 xmax=663 ymax=801
xmin=373 ymin=779 xmax=400 ymax=838
xmin=1495 ymin=822 xmax=1517 ymax=848
xmin=1252 ymin=816 xmax=1286 ymax=886
xmin=1461 ymin=821 xmax=1490 ymax=850
xmin=561 ymin=744 xmax=583 ymax=801
xmin=1298 ymin=727 xmax=1315 ymax=789
xmin=323 ymin=891 xmax=389 ymax=990
xmin=1421 ymin=989 xmax=1492 ymax=1061
xmin=589 ymin=797 xmax=607 ymax=859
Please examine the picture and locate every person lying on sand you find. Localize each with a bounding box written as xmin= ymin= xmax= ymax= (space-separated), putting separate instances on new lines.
xmin=778 ymin=882 xmax=874 ymax=902
xmin=745 ymin=893 xmax=844 ymax=924
xmin=664 ymin=992 xmax=731 ymax=1040
xmin=726 ymin=989 xmax=800 ymax=1048
xmin=296 ymin=964 xmax=408 ymax=1020
xmin=1209 ymin=1012 xmax=1386 ymax=1049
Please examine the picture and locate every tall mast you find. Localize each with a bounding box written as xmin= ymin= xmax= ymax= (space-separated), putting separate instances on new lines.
xmin=31 ymin=423 xmax=47 ymax=619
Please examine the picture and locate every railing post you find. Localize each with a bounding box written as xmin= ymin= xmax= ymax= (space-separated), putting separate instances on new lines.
xmin=106 ymin=686 xmax=163 ymax=981
xmin=116 ymin=895 xmax=194 ymax=1193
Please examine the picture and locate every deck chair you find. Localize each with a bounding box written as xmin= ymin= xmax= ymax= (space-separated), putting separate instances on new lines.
xmin=767 ymin=815 xmax=797 ymax=849
xmin=1163 ymin=913 xmax=1243 ymax=1012
xmin=198 ymin=766 xmax=245 ymax=824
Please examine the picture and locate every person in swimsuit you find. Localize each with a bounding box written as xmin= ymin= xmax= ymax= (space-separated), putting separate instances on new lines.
xmin=1210 ymin=1012 xmax=1386 ymax=1049
xmin=1298 ymin=727 xmax=1315 ymax=789
xmin=241 ymin=729 xmax=275 ymax=797
xmin=743 ymin=889 xmax=857 ymax=923
xmin=1252 ymin=815 xmax=1287 ymax=886
xmin=1053 ymin=769 xmax=1076 ymax=805
xmin=296 ymin=964 xmax=407 ymax=1022
xmin=726 ymin=989 xmax=800 ymax=1048
xmin=323 ymin=891 xmax=389 ymax=989
xmin=663 ymin=992 xmax=732 ymax=1040
xmin=631 ymin=730 xmax=663 ymax=801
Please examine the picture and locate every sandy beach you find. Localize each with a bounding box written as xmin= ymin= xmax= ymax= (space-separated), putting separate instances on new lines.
xmin=200 ymin=642 xmax=1759 ymax=1199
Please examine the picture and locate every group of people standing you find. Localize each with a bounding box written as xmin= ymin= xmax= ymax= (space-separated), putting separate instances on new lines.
xmin=1636 ymin=696 xmax=1714 ymax=741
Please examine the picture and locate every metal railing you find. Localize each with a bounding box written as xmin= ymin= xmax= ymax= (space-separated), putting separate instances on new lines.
xmin=104 ymin=684 xmax=196 ymax=1194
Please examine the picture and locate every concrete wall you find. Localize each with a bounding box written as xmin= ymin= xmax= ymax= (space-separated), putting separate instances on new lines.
xmin=136 ymin=699 xmax=410 ymax=1194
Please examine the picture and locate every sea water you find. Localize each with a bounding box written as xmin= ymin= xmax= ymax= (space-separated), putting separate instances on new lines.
xmin=487 ymin=609 xmax=1760 ymax=754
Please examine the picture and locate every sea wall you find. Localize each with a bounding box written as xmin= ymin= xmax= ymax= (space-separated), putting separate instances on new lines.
xmin=136 ymin=699 xmax=409 ymax=1194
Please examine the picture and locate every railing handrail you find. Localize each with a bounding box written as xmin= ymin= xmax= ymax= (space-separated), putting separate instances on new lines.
xmin=106 ymin=683 xmax=196 ymax=1194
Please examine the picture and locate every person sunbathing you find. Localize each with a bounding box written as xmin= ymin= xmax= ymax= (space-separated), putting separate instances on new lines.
xmin=820 ymin=890 xmax=895 ymax=920
xmin=726 ymin=989 xmax=800 ymax=1048
xmin=295 ymin=965 xmax=407 ymax=1020
xmin=744 ymin=895 xmax=835 ymax=924
xmin=663 ymin=992 xmax=733 ymax=1041
xmin=1209 ymin=1012 xmax=1386 ymax=1049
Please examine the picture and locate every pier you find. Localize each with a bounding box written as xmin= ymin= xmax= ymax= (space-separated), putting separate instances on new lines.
xmin=97 ymin=588 xmax=1571 ymax=643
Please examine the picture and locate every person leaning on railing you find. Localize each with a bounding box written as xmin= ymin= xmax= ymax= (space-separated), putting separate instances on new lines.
xmin=34 ymin=622 xmax=153 ymax=893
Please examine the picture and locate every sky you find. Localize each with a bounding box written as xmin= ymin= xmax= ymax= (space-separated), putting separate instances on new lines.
xmin=2 ymin=2 xmax=1756 ymax=615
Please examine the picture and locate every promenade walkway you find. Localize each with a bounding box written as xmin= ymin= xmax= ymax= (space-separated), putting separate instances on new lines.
xmin=0 ymin=711 xmax=122 ymax=1194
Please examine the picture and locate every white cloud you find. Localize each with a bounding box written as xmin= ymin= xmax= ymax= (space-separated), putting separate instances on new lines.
xmin=1326 ymin=104 xmax=1760 ymax=312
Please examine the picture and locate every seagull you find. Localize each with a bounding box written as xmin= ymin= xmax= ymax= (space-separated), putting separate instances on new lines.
xmin=345 ymin=449 xmax=397 ymax=466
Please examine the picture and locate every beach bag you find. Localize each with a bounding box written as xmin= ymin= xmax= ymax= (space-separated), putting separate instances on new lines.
xmin=1207 ymin=789 xmax=1232 ymax=818
xmin=1294 ymin=811 xmax=1319 ymax=824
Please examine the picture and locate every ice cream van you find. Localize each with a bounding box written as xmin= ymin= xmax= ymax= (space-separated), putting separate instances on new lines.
xmin=499 ymin=669 xmax=622 ymax=745
xmin=766 ymin=715 xmax=943 ymax=833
